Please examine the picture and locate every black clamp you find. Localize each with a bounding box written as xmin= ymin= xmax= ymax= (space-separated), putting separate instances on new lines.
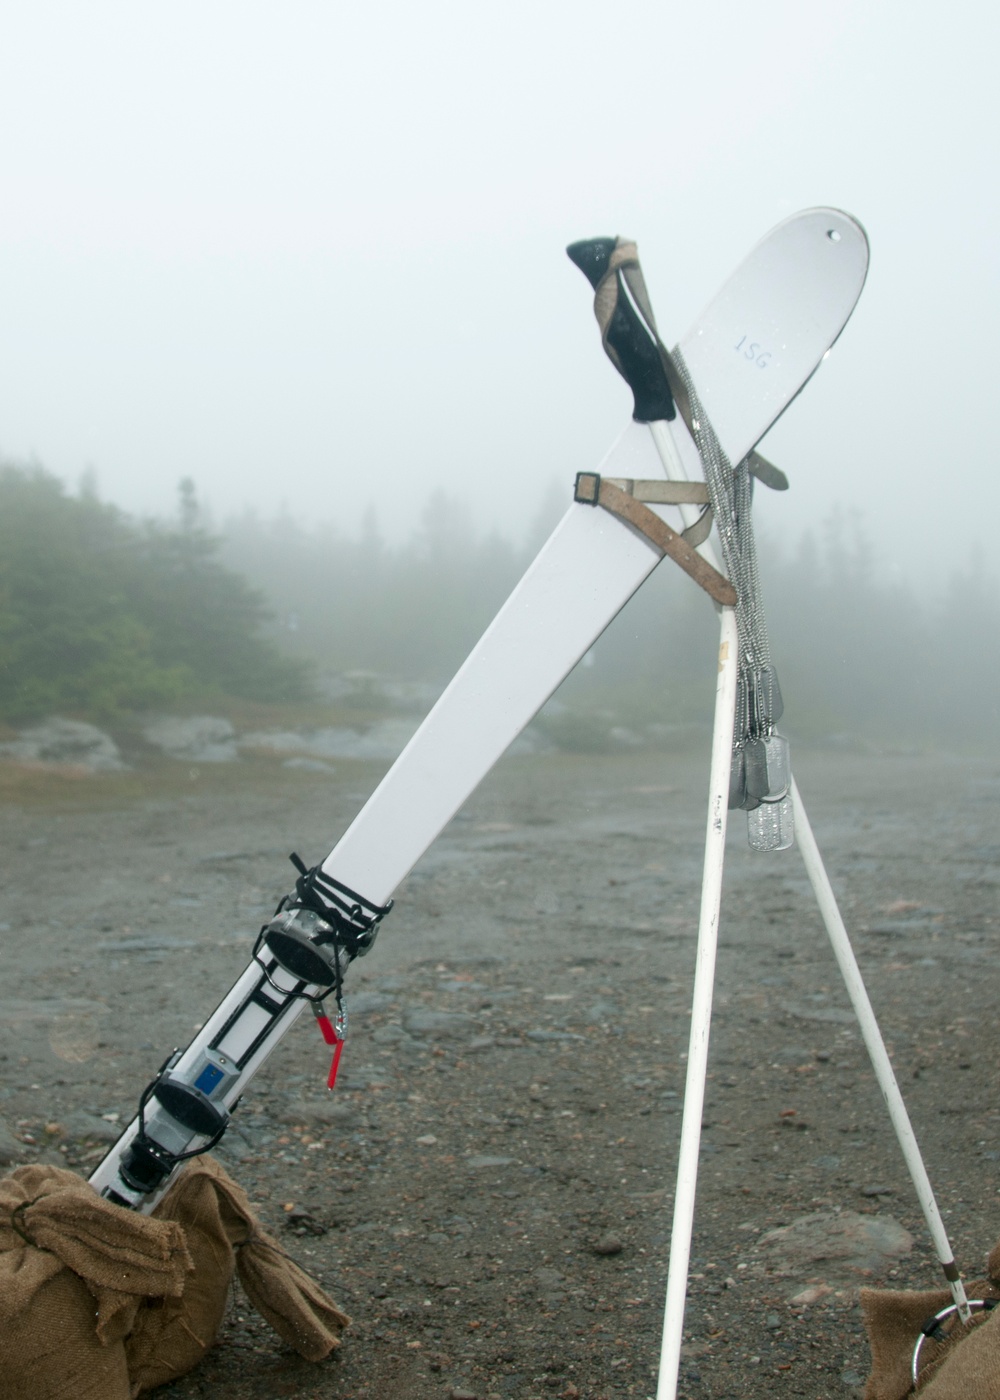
xmin=116 ymin=1049 xmax=231 ymax=1197
xmin=255 ymin=855 xmax=394 ymax=1003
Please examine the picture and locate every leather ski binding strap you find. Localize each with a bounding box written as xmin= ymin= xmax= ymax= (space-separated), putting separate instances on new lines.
xmin=574 ymin=472 xmax=736 ymax=607
xmin=596 ymin=476 xmax=710 ymax=506
xmin=598 ymin=476 xmax=714 ymax=547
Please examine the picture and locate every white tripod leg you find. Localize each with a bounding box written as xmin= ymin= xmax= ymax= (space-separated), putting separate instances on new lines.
xmin=656 ymin=606 xmax=740 ymax=1400
xmin=791 ymin=777 xmax=972 ymax=1322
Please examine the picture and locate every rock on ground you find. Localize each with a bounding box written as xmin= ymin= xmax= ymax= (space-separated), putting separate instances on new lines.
xmin=142 ymin=715 xmax=238 ymax=763
xmin=757 ymin=1210 xmax=914 ymax=1284
xmin=0 ymin=717 xmax=126 ymax=771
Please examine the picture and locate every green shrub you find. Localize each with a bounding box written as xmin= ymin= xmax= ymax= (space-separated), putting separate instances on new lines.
xmin=0 ymin=465 xmax=309 ymax=722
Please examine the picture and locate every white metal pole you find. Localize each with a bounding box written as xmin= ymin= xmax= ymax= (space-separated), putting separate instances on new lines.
xmin=656 ymin=604 xmax=740 ymax=1399
xmin=790 ymin=776 xmax=971 ymax=1321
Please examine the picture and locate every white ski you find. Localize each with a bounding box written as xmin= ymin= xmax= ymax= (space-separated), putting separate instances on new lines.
xmin=325 ymin=209 xmax=868 ymax=900
xmin=90 ymin=208 xmax=868 ymax=1211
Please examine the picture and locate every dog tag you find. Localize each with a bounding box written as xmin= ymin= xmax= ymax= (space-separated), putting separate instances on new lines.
xmin=728 ymin=746 xmax=747 ymax=809
xmin=747 ymin=793 xmax=795 ymax=851
xmin=743 ymin=738 xmax=770 ymax=801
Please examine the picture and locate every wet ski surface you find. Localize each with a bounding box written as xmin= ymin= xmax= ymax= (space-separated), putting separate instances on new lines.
xmin=0 ymin=746 xmax=998 ymax=1399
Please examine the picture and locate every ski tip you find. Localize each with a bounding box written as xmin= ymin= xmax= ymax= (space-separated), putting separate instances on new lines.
xmin=778 ymin=206 xmax=871 ymax=280
xmin=566 ymin=237 xmax=618 ymax=290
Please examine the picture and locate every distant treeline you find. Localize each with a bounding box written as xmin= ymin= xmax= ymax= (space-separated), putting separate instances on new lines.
xmin=221 ymin=497 xmax=999 ymax=748
xmin=219 ymin=491 xmax=551 ymax=684
xmin=0 ymin=464 xmax=308 ymax=723
xmin=0 ymin=461 xmax=995 ymax=748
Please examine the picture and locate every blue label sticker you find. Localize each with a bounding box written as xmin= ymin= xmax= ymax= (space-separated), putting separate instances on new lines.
xmin=194 ymin=1062 xmax=225 ymax=1095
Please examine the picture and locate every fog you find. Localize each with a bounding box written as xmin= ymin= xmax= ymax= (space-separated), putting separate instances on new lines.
xmin=0 ymin=1 xmax=997 ymax=600
xmin=220 ymin=496 xmax=999 ymax=750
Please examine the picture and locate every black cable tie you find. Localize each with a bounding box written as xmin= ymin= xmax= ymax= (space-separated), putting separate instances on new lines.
xmin=919 ymin=1313 xmax=950 ymax=1342
xmin=288 ymin=855 xmax=392 ymax=948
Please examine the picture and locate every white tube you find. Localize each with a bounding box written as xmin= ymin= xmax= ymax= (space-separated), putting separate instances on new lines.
xmin=791 ymin=776 xmax=971 ymax=1322
xmin=656 ymin=606 xmax=740 ymax=1399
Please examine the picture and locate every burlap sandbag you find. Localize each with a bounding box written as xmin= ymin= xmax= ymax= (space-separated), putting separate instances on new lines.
xmin=127 ymin=1154 xmax=350 ymax=1393
xmin=0 ymin=1155 xmax=350 ymax=1399
xmin=862 ymin=1243 xmax=1000 ymax=1397
xmin=0 ymin=1163 xmax=193 ymax=1400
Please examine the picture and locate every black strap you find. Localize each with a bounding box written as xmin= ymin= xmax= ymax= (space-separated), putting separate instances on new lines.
xmin=285 ymin=854 xmax=393 ymax=1007
xmin=288 ymin=853 xmax=392 ymax=957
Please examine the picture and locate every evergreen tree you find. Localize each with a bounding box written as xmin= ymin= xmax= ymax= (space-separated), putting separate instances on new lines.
xmin=0 ymin=464 xmax=309 ymax=722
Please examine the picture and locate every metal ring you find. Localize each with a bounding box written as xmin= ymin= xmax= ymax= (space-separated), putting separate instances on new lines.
xmin=912 ymin=1298 xmax=996 ymax=1387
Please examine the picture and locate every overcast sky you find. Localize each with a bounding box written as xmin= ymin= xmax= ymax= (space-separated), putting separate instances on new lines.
xmin=0 ymin=2 xmax=996 ymax=591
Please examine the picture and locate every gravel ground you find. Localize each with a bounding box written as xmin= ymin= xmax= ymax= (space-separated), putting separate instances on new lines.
xmin=0 ymin=744 xmax=998 ymax=1399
